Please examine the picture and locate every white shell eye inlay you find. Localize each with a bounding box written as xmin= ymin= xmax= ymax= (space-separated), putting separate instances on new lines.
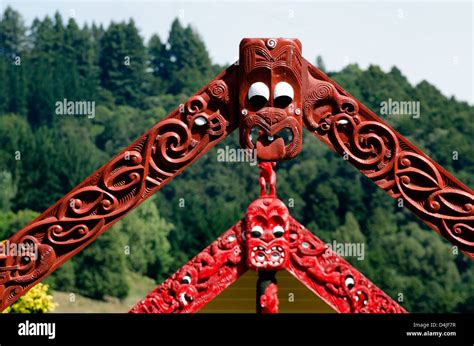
xmin=345 ymin=276 xmax=355 ymax=289
xmin=182 ymin=275 xmax=191 ymax=284
xmin=274 ymin=82 xmax=294 ymax=101
xmin=248 ymin=82 xmax=270 ymax=102
xmin=194 ymin=116 xmax=207 ymax=126
xmin=273 ymin=225 xmax=285 ymax=237
xmin=251 ymin=225 xmax=263 ymax=238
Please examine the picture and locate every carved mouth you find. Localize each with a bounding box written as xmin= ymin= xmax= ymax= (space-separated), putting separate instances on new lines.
xmin=253 ymin=127 xmax=294 ymax=161
xmin=250 ymin=245 xmax=285 ymax=269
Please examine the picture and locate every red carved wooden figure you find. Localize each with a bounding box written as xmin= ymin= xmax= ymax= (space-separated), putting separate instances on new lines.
xmin=258 ymin=162 xmax=277 ymax=196
xmin=239 ymin=38 xmax=303 ymax=161
xmin=258 ymin=279 xmax=279 ymax=313
xmin=0 ymin=38 xmax=472 ymax=312
xmin=244 ymin=196 xmax=290 ymax=271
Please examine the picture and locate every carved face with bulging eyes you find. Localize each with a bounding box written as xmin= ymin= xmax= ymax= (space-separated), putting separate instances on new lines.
xmin=170 ymin=265 xmax=199 ymax=308
xmin=244 ymin=196 xmax=290 ymax=270
xmin=239 ymin=38 xmax=303 ymax=161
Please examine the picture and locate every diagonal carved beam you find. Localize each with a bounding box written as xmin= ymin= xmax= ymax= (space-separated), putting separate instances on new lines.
xmin=130 ymin=221 xmax=247 ymax=313
xmin=302 ymin=61 xmax=474 ymax=258
xmin=287 ymin=218 xmax=406 ymax=313
xmin=0 ymin=65 xmax=239 ymax=311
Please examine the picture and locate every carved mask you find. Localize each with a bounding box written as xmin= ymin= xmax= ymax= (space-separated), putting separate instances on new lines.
xmin=239 ymin=38 xmax=303 ymax=161
xmin=244 ymin=196 xmax=290 ymax=270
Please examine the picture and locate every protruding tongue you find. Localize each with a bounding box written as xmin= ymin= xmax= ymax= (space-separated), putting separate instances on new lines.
xmin=256 ymin=136 xmax=285 ymax=161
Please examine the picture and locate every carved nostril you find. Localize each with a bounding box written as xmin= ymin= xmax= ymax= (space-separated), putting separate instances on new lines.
xmin=261 ymin=231 xmax=274 ymax=242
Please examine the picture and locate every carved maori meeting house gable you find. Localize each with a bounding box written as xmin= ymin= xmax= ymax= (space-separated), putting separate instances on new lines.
xmin=0 ymin=38 xmax=472 ymax=312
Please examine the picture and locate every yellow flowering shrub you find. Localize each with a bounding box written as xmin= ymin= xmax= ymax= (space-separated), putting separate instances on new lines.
xmin=3 ymin=283 xmax=57 ymax=313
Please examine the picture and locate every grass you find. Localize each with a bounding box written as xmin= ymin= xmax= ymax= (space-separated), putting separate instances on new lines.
xmin=51 ymin=271 xmax=157 ymax=313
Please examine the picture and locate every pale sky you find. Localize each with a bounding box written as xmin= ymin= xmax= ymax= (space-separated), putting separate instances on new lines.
xmin=4 ymin=0 xmax=474 ymax=103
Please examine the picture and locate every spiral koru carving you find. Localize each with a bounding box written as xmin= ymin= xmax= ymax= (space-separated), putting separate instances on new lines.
xmin=130 ymin=222 xmax=246 ymax=313
xmin=0 ymin=66 xmax=239 ymax=311
xmin=286 ymin=219 xmax=406 ymax=313
xmin=302 ymin=61 xmax=474 ymax=256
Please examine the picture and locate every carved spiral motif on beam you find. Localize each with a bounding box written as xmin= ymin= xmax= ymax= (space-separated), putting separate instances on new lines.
xmin=0 ymin=236 xmax=56 ymax=308
xmin=186 ymin=95 xmax=207 ymax=115
xmin=208 ymin=80 xmax=229 ymax=102
xmin=303 ymin=82 xmax=332 ymax=113
xmin=394 ymin=152 xmax=474 ymax=249
xmin=330 ymin=117 xmax=399 ymax=182
xmin=303 ymin=67 xmax=474 ymax=254
xmin=0 ymin=73 xmax=236 ymax=311
xmin=304 ymin=82 xmax=398 ymax=185
xmin=152 ymin=119 xmax=197 ymax=169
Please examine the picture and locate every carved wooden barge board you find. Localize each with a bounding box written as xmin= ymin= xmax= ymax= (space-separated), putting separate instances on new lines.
xmin=0 ymin=66 xmax=239 ymax=310
xmin=301 ymin=60 xmax=473 ymax=258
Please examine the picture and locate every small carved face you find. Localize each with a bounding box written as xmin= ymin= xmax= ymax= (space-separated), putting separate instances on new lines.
xmin=245 ymin=197 xmax=290 ymax=270
xmin=172 ymin=265 xmax=199 ymax=308
xmin=239 ymin=38 xmax=303 ymax=161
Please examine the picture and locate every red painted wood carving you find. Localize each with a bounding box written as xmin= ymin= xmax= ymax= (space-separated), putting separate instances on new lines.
xmin=130 ymin=222 xmax=247 ymax=313
xmin=132 ymin=162 xmax=405 ymax=313
xmin=244 ymin=195 xmax=290 ymax=271
xmin=239 ymin=38 xmax=303 ymax=161
xmin=258 ymin=276 xmax=279 ymax=313
xmin=0 ymin=66 xmax=239 ymax=310
xmin=286 ymin=218 xmax=406 ymax=313
xmin=0 ymin=37 xmax=472 ymax=312
xmin=302 ymin=63 xmax=474 ymax=257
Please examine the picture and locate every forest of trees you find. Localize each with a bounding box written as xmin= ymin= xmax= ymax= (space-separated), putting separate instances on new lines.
xmin=0 ymin=6 xmax=473 ymax=312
